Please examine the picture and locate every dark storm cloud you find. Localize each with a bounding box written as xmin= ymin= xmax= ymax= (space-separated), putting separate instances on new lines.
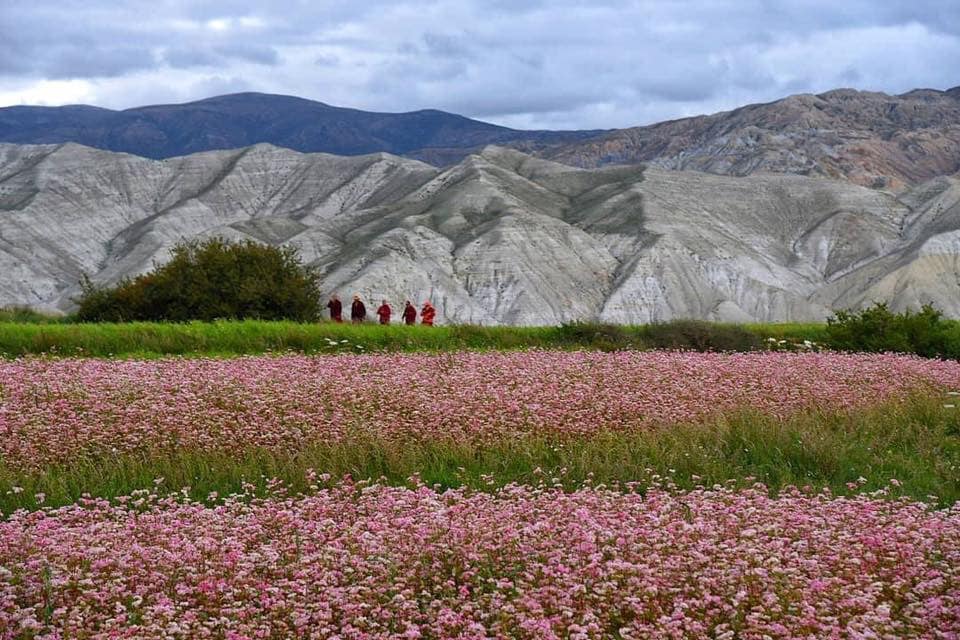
xmin=420 ymin=33 xmax=476 ymax=60
xmin=1 ymin=0 xmax=958 ymax=129
xmin=163 ymin=48 xmax=221 ymax=70
xmin=162 ymin=44 xmax=278 ymax=69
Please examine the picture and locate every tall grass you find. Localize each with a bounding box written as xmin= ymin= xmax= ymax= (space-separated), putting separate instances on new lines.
xmin=3 ymin=395 xmax=956 ymax=514
xmin=0 ymin=306 xmax=65 ymax=324
xmin=744 ymin=321 xmax=831 ymax=343
xmin=0 ymin=319 xmax=829 ymax=358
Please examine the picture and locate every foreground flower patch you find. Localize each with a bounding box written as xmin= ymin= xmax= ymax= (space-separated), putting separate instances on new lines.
xmin=2 ymin=351 xmax=959 ymax=471
xmin=1 ymin=484 xmax=957 ymax=638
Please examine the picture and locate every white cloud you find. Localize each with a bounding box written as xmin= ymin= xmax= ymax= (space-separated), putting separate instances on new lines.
xmin=0 ymin=79 xmax=97 ymax=106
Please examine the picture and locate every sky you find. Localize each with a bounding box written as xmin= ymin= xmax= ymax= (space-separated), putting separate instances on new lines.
xmin=1 ymin=0 xmax=959 ymax=130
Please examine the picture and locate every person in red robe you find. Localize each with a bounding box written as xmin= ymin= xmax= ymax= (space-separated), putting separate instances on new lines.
xmin=420 ymin=301 xmax=436 ymax=326
xmin=326 ymin=294 xmax=343 ymax=322
xmin=402 ymin=300 xmax=417 ymax=325
xmin=376 ymin=300 xmax=392 ymax=325
xmin=350 ymin=295 xmax=366 ymax=323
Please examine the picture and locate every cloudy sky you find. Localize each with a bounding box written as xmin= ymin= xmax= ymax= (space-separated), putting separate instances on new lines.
xmin=1 ymin=0 xmax=958 ymax=129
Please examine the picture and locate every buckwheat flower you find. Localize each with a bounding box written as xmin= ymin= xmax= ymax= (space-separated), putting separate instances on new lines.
xmin=18 ymin=617 xmax=41 ymax=632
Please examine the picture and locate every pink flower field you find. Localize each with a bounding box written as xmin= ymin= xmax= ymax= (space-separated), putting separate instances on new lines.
xmin=1 ymin=351 xmax=958 ymax=471
xmin=3 ymin=350 xmax=960 ymax=637
xmin=2 ymin=484 xmax=958 ymax=639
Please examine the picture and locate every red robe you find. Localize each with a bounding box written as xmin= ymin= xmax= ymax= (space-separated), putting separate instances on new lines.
xmin=376 ymin=303 xmax=392 ymax=325
xmin=402 ymin=304 xmax=417 ymax=325
xmin=326 ymin=299 xmax=342 ymax=322
xmin=420 ymin=303 xmax=436 ymax=326
xmin=351 ymin=300 xmax=366 ymax=322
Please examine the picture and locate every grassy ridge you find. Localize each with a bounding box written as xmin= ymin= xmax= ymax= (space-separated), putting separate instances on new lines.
xmin=0 ymin=318 xmax=829 ymax=357
xmin=3 ymin=395 xmax=957 ymax=513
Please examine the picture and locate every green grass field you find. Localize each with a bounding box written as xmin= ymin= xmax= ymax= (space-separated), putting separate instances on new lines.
xmin=2 ymin=395 xmax=957 ymax=514
xmin=2 ymin=311 xmax=956 ymax=515
xmin=0 ymin=317 xmax=830 ymax=358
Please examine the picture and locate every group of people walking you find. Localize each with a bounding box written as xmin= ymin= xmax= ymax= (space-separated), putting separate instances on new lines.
xmin=325 ymin=294 xmax=436 ymax=326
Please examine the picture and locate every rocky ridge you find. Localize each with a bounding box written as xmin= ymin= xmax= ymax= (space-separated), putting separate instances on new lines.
xmin=546 ymin=87 xmax=960 ymax=190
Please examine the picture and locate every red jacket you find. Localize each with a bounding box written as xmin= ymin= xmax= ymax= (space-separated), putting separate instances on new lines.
xmin=402 ymin=304 xmax=417 ymax=325
xmin=376 ymin=303 xmax=392 ymax=324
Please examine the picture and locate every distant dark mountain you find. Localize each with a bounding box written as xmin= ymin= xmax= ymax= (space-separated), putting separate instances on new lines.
xmin=0 ymin=92 xmax=601 ymax=162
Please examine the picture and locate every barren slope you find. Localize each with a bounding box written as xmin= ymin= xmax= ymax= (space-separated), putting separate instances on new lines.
xmin=0 ymin=143 xmax=957 ymax=324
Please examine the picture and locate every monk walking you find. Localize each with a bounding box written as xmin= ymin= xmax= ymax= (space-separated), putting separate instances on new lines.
xmin=402 ymin=300 xmax=417 ymax=325
xmin=376 ymin=300 xmax=392 ymax=325
xmin=326 ymin=294 xmax=343 ymax=323
xmin=420 ymin=300 xmax=436 ymax=327
xmin=351 ymin=295 xmax=367 ymax=324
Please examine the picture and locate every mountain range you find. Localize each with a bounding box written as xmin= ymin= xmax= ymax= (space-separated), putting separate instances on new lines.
xmin=1 ymin=142 xmax=957 ymax=324
xmin=0 ymin=92 xmax=601 ymax=166
xmin=2 ymin=87 xmax=959 ymax=188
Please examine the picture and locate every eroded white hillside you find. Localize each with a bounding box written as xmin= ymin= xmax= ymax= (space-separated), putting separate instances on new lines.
xmin=0 ymin=143 xmax=957 ymax=324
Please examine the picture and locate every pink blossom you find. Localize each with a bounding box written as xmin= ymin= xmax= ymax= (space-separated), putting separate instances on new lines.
xmin=0 ymin=351 xmax=957 ymax=471
xmin=0 ymin=484 xmax=957 ymax=637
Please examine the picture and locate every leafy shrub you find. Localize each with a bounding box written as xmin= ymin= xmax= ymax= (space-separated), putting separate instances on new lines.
xmin=825 ymin=303 xmax=951 ymax=357
xmin=75 ymin=239 xmax=322 ymax=322
xmin=556 ymin=322 xmax=638 ymax=351
xmin=641 ymin=320 xmax=761 ymax=352
xmin=941 ymin=322 xmax=960 ymax=360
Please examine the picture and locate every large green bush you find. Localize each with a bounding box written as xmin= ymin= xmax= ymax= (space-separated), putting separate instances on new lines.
xmin=825 ymin=303 xmax=953 ymax=358
xmin=75 ymin=239 xmax=322 ymax=322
